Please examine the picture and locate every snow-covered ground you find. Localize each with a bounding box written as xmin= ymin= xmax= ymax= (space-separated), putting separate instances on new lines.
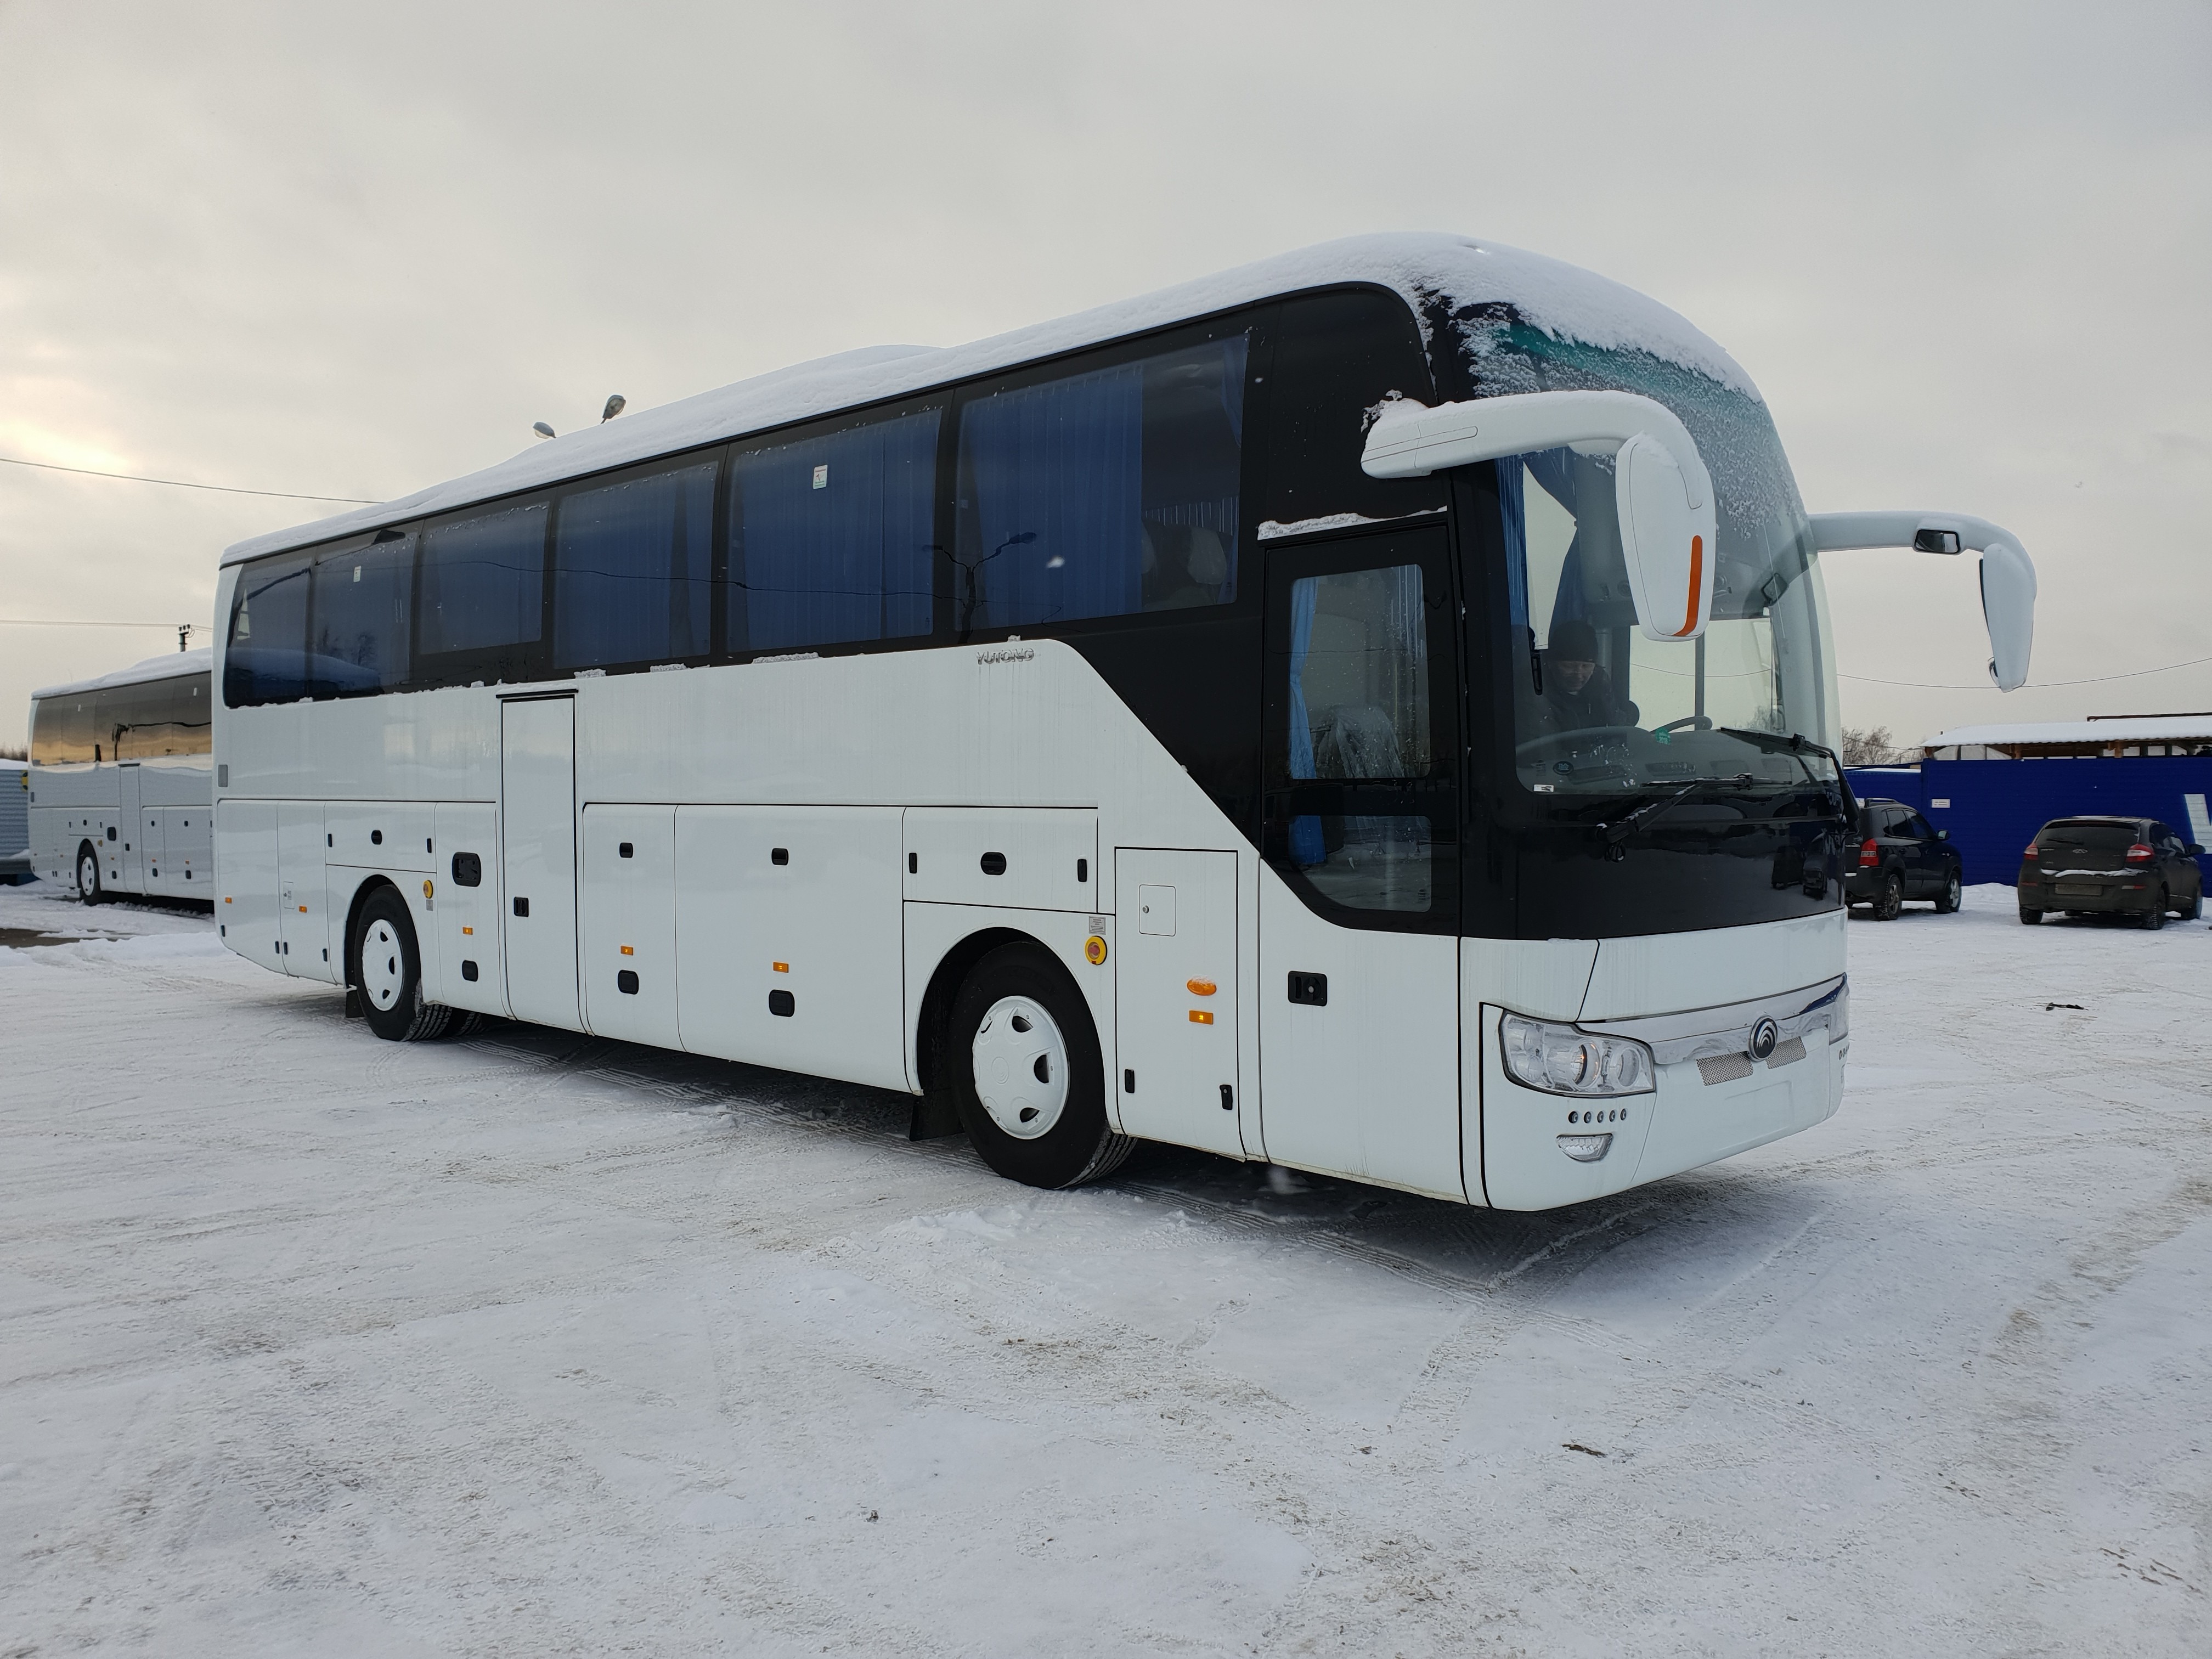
xmin=2 ymin=880 xmax=2206 ymax=1657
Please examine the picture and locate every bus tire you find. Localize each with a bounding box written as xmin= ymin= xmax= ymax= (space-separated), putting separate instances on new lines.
xmin=949 ymin=941 xmax=1133 ymax=1189
xmin=352 ymin=886 xmax=455 ymax=1042
xmin=75 ymin=843 xmax=103 ymax=905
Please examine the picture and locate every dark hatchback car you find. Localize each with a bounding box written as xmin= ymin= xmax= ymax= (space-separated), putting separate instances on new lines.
xmin=1846 ymin=798 xmax=1964 ymax=919
xmin=2018 ymin=816 xmax=2206 ymax=929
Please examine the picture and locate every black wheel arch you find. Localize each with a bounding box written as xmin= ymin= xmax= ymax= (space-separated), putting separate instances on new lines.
xmin=340 ymin=873 xmax=403 ymax=992
xmin=914 ymin=926 xmax=1043 ymax=1101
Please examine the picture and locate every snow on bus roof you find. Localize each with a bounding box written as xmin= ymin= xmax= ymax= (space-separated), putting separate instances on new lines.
xmin=221 ymin=233 xmax=1760 ymax=568
xmin=31 ymin=646 xmax=215 ymax=702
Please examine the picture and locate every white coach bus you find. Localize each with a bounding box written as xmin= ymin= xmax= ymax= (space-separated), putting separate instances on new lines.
xmin=212 ymin=234 xmax=2035 ymax=1208
xmin=29 ymin=648 xmax=215 ymax=902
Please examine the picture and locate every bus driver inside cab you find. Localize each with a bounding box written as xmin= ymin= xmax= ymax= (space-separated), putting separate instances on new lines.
xmin=1531 ymin=618 xmax=1636 ymax=735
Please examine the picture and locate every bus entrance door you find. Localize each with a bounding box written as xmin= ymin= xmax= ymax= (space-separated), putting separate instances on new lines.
xmin=1113 ymin=848 xmax=1243 ymax=1158
xmin=501 ymin=696 xmax=582 ymax=1031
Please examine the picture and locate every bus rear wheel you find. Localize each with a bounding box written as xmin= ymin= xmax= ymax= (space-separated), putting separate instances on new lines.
xmin=352 ymin=887 xmax=456 ymax=1042
xmin=949 ymin=941 xmax=1132 ymax=1189
xmin=75 ymin=844 xmax=103 ymax=905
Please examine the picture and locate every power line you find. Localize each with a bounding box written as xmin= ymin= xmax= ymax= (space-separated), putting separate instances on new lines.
xmin=0 ymin=452 xmax=378 ymax=505
xmin=1840 ymin=653 xmax=2212 ymax=691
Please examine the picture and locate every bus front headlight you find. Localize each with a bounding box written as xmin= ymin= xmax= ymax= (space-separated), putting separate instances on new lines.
xmin=1500 ymin=1013 xmax=1656 ymax=1098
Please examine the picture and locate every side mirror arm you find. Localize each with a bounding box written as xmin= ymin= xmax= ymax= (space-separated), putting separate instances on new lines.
xmin=1808 ymin=511 xmax=2038 ymax=691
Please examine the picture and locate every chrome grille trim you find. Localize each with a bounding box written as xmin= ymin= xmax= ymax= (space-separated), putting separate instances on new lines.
xmin=1580 ymin=975 xmax=1847 ymax=1068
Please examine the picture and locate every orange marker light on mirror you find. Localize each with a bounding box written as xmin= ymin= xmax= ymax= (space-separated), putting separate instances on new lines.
xmin=1677 ymin=534 xmax=1703 ymax=637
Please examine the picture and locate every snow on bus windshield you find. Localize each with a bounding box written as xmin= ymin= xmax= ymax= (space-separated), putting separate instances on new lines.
xmin=1452 ymin=315 xmax=1841 ymax=797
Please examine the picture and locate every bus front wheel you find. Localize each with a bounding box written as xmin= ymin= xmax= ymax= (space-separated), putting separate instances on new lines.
xmin=949 ymin=942 xmax=1133 ymax=1190
xmin=352 ymin=887 xmax=456 ymax=1042
xmin=76 ymin=845 xmax=102 ymax=904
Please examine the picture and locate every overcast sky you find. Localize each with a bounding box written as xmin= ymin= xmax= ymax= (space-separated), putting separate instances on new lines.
xmin=3 ymin=1 xmax=2207 ymax=749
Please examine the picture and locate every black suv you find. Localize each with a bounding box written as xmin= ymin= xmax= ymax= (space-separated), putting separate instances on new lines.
xmin=2018 ymin=816 xmax=2206 ymax=929
xmin=1846 ymin=798 xmax=1964 ymax=919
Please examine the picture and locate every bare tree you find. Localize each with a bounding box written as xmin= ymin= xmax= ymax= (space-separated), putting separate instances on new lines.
xmin=1840 ymin=725 xmax=1913 ymax=766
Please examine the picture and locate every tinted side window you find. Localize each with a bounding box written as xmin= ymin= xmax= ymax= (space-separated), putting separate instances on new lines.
xmin=955 ymin=335 xmax=1248 ymax=632
xmin=30 ymin=694 xmax=95 ymax=764
xmin=311 ymin=537 xmax=414 ymax=695
xmin=728 ymin=409 xmax=939 ymax=653
xmin=224 ymin=552 xmax=312 ymax=706
xmin=1902 ymin=812 xmax=1935 ymax=840
xmin=554 ymin=461 xmax=716 ymax=671
xmin=112 ymin=677 xmax=211 ymax=759
xmin=1261 ymin=290 xmax=1443 ymax=533
xmin=419 ymin=502 xmax=548 ymax=677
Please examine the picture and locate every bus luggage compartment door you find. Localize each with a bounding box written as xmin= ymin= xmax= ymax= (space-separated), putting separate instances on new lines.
xmin=1113 ymin=848 xmax=1243 ymax=1159
xmin=580 ymin=804 xmax=679 ymax=1050
xmin=278 ymin=801 xmax=334 ymax=980
xmin=675 ymin=805 xmax=907 ymax=1091
xmin=217 ymin=798 xmax=283 ymax=973
xmin=500 ymin=696 xmax=583 ymax=1032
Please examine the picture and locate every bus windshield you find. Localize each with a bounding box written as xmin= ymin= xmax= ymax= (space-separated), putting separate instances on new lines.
xmin=1465 ymin=324 xmax=1840 ymax=799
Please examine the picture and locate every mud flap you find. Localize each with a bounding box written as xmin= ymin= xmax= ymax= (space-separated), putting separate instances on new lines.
xmin=908 ymin=1088 xmax=966 ymax=1142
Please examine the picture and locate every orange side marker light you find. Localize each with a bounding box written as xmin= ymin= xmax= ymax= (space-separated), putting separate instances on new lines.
xmin=772 ymin=961 xmax=789 ymax=973
xmin=1186 ymin=978 xmax=1216 ymax=996
xmin=1678 ymin=534 xmax=1704 ymax=637
xmin=1188 ymin=1009 xmax=1214 ymax=1025
xmin=620 ymin=945 xmax=635 ymax=956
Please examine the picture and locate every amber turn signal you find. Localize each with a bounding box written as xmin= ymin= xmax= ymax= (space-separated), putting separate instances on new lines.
xmin=1186 ymin=978 xmax=1216 ymax=996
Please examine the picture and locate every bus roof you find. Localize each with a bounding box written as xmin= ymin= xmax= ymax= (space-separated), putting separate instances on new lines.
xmin=31 ymin=646 xmax=215 ymax=702
xmin=221 ymin=232 xmax=1760 ymax=569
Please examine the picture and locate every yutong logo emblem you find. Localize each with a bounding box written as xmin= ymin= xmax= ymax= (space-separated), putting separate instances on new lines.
xmin=1748 ymin=1017 xmax=1781 ymax=1061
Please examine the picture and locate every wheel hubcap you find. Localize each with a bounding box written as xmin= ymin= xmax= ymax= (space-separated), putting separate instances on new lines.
xmin=78 ymin=854 xmax=95 ymax=895
xmin=971 ymin=995 xmax=1069 ymax=1141
xmin=362 ymin=918 xmax=406 ymax=1011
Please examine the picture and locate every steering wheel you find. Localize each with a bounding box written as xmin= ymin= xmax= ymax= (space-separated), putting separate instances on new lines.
xmin=1655 ymin=715 xmax=1713 ymax=735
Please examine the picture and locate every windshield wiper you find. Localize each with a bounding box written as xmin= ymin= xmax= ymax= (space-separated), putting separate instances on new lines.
xmin=1598 ymin=776 xmax=1751 ymax=845
xmin=1717 ymin=728 xmax=1858 ymax=825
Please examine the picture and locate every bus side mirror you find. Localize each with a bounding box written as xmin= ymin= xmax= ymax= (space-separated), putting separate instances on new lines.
xmin=1809 ymin=511 xmax=2037 ymax=690
xmin=1363 ymin=388 xmax=1717 ymax=642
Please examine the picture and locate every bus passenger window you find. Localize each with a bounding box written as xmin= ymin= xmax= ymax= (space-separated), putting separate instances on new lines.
xmin=29 ymin=693 xmax=95 ymax=765
xmin=419 ymin=502 xmax=548 ymax=676
xmin=727 ymin=409 xmax=939 ymax=654
xmin=224 ymin=551 xmax=313 ymax=706
xmin=955 ymin=335 xmax=1248 ymax=631
xmin=555 ymin=461 xmax=716 ymax=670
xmin=311 ymin=537 xmax=414 ymax=694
